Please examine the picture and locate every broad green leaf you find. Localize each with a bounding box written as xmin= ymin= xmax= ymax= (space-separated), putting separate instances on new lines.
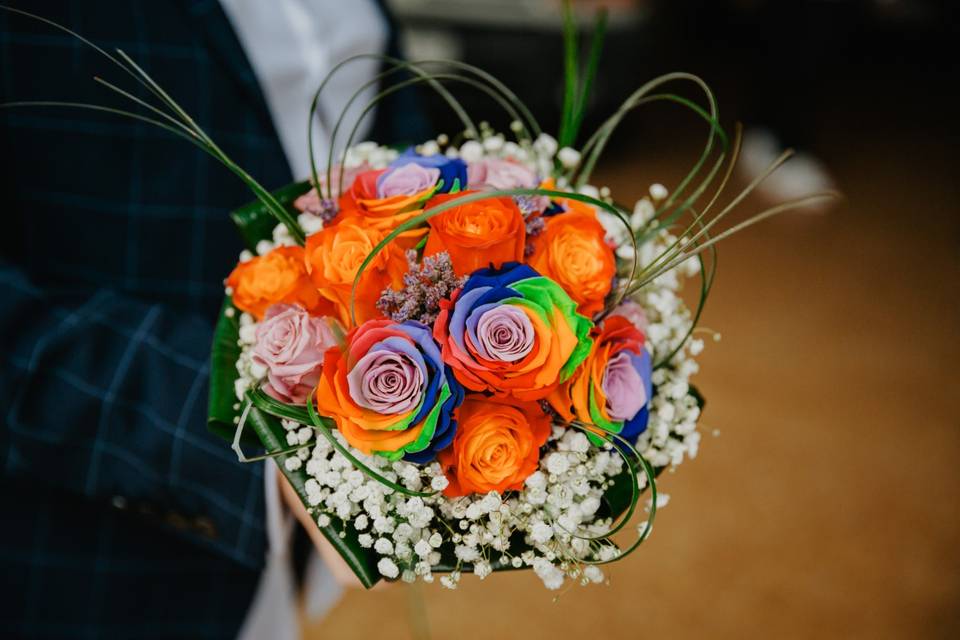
xmin=209 ymin=181 xmax=380 ymax=587
xmin=207 ymin=298 xmax=259 ymax=446
xmin=247 ymin=404 xmax=381 ymax=588
xmin=230 ymin=180 xmax=312 ymax=252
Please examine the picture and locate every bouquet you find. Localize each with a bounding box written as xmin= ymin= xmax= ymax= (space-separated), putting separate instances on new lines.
xmin=3 ymin=5 xmax=834 ymax=590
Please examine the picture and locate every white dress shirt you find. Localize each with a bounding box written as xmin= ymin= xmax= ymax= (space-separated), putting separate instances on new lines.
xmin=219 ymin=0 xmax=388 ymax=180
xmin=216 ymin=1 xmax=388 ymax=638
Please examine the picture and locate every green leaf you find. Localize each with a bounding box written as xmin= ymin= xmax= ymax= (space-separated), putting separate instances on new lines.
xmin=205 ymin=181 xmax=381 ymax=588
xmin=229 ymin=180 xmax=312 ymax=252
xmin=206 ymin=304 xmax=383 ymax=587
xmin=206 ymin=175 xmax=318 ymax=443
xmin=246 ymin=404 xmax=382 ymax=589
xmin=430 ymin=531 xmax=530 ymax=574
xmin=689 ymin=383 xmax=706 ymax=410
xmin=569 ymin=8 xmax=607 ymax=147
xmin=207 ymin=179 xmax=313 ymax=437
xmin=558 ymin=0 xmax=580 ymax=148
xmin=601 ymin=457 xmax=667 ymax=522
xmin=206 ymin=298 xmax=258 ymax=446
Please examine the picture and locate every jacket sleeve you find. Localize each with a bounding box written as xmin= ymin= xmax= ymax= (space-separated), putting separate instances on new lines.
xmin=0 ymin=259 xmax=267 ymax=569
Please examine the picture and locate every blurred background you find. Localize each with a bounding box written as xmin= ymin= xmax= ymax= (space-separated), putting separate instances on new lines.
xmin=309 ymin=0 xmax=960 ymax=638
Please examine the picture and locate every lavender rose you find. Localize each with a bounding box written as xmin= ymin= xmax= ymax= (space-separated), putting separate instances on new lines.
xmin=602 ymin=351 xmax=647 ymax=422
xmin=252 ymin=304 xmax=338 ymax=404
xmin=376 ymin=162 xmax=441 ymax=198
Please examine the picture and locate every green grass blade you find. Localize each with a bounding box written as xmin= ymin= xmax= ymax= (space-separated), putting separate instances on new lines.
xmin=302 ymin=392 xmax=439 ymax=499
xmin=331 ymin=71 xmax=533 ymax=198
xmin=569 ymin=7 xmax=608 ymax=148
xmin=558 ymin=0 xmax=580 ymax=148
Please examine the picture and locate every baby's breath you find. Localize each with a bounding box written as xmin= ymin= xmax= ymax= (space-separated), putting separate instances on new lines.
xmin=232 ymin=137 xmax=706 ymax=590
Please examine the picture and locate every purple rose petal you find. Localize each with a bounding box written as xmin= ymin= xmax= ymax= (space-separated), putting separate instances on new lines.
xmin=376 ymin=162 xmax=440 ymax=198
xmin=468 ymin=304 xmax=534 ymax=362
xmin=602 ymin=351 xmax=647 ymax=422
xmin=347 ymin=336 xmax=426 ymax=414
xmin=448 ymin=285 xmax=490 ymax=355
xmin=467 ymin=158 xmax=538 ymax=190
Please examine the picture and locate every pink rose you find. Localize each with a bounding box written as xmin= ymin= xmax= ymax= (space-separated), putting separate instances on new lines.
xmin=294 ymin=162 xmax=371 ymax=213
xmin=252 ymin=304 xmax=339 ymax=404
xmin=608 ymin=300 xmax=649 ymax=333
xmin=376 ymin=162 xmax=440 ymax=198
xmin=467 ymin=158 xmax=538 ymax=190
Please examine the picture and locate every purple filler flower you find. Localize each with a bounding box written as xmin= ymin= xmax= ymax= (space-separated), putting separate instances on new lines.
xmin=376 ymin=162 xmax=441 ymax=198
xmin=377 ymin=251 xmax=466 ymax=325
xmin=252 ymin=304 xmax=338 ymax=404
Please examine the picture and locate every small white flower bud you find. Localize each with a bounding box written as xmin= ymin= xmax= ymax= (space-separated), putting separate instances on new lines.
xmin=557 ymin=147 xmax=581 ymax=169
xmin=377 ymin=558 xmax=399 ymax=579
xmin=459 ymin=140 xmax=484 ymax=163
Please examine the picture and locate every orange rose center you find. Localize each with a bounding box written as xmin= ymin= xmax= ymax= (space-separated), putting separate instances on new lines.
xmin=463 ymin=414 xmax=527 ymax=485
xmin=550 ymin=234 xmax=607 ymax=292
xmin=247 ymin=253 xmax=301 ymax=298
xmin=324 ymin=227 xmax=378 ymax=284
xmin=446 ymin=205 xmax=511 ymax=242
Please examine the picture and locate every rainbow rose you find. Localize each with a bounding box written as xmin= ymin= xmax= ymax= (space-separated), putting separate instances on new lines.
xmin=434 ymin=263 xmax=593 ymax=401
xmin=315 ymin=318 xmax=464 ymax=462
xmin=547 ymin=314 xmax=652 ymax=443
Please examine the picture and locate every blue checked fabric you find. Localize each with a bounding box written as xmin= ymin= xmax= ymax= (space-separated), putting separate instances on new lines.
xmin=0 ymin=1 xmax=423 ymax=637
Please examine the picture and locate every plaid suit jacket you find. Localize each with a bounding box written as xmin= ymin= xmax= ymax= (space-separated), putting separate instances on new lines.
xmin=0 ymin=1 xmax=424 ymax=638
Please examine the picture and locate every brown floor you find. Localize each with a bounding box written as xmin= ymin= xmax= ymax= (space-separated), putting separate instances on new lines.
xmin=307 ymin=128 xmax=960 ymax=639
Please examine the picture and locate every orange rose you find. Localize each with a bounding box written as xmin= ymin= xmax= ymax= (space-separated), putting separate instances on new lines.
xmin=226 ymin=246 xmax=327 ymax=320
xmin=527 ymin=201 xmax=616 ymax=317
xmin=339 ymin=168 xmax=430 ymax=246
xmin=438 ymin=395 xmax=551 ymax=496
xmin=423 ymin=191 xmax=526 ymax=276
xmin=303 ymin=217 xmax=407 ymax=327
